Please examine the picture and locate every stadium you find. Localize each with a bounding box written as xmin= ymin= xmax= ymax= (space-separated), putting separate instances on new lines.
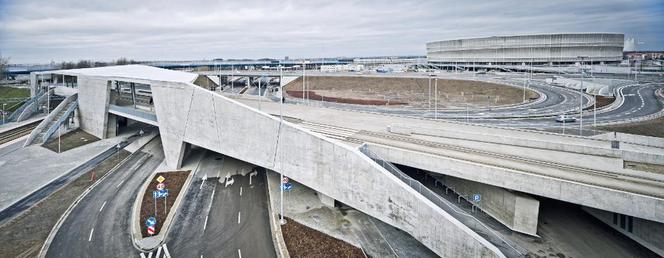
xmin=426 ymin=33 xmax=624 ymax=65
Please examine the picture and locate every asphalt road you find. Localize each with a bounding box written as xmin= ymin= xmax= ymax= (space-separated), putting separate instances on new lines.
xmin=45 ymin=138 xmax=163 ymax=258
xmin=166 ymin=151 xmax=275 ymax=258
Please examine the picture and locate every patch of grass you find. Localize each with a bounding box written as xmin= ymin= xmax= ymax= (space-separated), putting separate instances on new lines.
xmin=0 ymin=86 xmax=30 ymax=112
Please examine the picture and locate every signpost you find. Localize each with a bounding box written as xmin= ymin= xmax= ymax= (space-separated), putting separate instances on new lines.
xmin=153 ymin=175 xmax=169 ymax=217
xmin=472 ymin=194 xmax=481 ymax=213
xmin=282 ymin=177 xmax=289 ymax=184
xmin=282 ymin=182 xmax=293 ymax=191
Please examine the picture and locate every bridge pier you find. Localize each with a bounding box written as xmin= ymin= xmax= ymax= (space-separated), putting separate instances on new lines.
xmin=317 ymin=191 xmax=335 ymax=207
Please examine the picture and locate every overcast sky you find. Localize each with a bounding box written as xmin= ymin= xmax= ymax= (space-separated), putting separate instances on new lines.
xmin=1 ymin=0 xmax=662 ymax=64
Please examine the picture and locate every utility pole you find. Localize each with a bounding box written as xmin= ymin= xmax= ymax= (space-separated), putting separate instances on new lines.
xmin=258 ymin=76 xmax=262 ymax=111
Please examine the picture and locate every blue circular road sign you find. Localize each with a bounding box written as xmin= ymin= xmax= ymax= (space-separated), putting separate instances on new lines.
xmin=146 ymin=216 xmax=157 ymax=227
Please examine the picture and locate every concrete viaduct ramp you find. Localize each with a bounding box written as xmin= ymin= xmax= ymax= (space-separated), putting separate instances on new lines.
xmin=150 ymin=83 xmax=503 ymax=257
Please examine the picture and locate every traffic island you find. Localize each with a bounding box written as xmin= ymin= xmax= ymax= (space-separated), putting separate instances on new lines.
xmin=139 ymin=171 xmax=189 ymax=236
xmin=281 ymin=217 xmax=365 ymax=258
xmin=133 ymin=170 xmax=192 ymax=250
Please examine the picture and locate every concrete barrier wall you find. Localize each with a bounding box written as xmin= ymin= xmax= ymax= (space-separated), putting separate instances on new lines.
xmin=393 ymin=125 xmax=624 ymax=173
xmin=442 ymin=175 xmax=539 ymax=236
xmin=593 ymin=132 xmax=664 ymax=149
xmin=149 ymin=82 xmax=504 ymax=258
xmin=367 ymin=143 xmax=664 ymax=224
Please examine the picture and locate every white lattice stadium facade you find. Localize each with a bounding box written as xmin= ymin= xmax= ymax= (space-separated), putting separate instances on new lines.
xmin=426 ymin=33 xmax=624 ymax=65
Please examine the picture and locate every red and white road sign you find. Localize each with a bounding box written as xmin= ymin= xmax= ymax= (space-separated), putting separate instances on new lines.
xmin=156 ymin=183 xmax=165 ymax=191
xmin=147 ymin=226 xmax=156 ymax=235
xmin=282 ymin=177 xmax=289 ymax=184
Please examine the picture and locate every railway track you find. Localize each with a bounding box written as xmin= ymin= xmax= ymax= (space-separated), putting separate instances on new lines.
xmin=0 ymin=120 xmax=41 ymax=145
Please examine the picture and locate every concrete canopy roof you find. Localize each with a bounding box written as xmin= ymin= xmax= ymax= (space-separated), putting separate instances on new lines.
xmin=36 ymin=64 xmax=198 ymax=83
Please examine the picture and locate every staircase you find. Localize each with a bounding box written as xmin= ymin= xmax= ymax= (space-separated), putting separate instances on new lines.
xmin=24 ymin=94 xmax=78 ymax=146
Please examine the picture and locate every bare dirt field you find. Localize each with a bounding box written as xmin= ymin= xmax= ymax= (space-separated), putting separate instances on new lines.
xmin=43 ymin=128 xmax=100 ymax=153
xmin=0 ymin=150 xmax=130 ymax=258
xmin=596 ymin=117 xmax=664 ymax=138
xmin=281 ymin=217 xmax=364 ymax=258
xmin=139 ymin=171 xmax=190 ymax=237
xmin=284 ymin=76 xmax=538 ymax=108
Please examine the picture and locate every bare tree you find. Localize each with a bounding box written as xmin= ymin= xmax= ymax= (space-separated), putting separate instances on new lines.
xmin=0 ymin=53 xmax=9 ymax=80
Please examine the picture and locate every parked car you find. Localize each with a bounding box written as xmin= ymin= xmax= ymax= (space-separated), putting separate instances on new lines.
xmin=555 ymin=114 xmax=577 ymax=123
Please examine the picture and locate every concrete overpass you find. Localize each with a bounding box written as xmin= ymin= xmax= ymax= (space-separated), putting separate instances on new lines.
xmin=29 ymin=65 xmax=664 ymax=257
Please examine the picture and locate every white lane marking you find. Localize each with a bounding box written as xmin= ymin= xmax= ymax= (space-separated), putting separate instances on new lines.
xmin=239 ymin=186 xmax=242 ymax=196
xmin=200 ymin=179 xmax=205 ymax=189
xmin=204 ymin=215 xmax=209 ymax=231
xmin=238 ymin=211 xmax=241 ymax=224
xmin=147 ymin=251 xmax=153 ymax=258
xmin=156 ymin=246 xmax=162 ymax=258
xmin=163 ymin=244 xmax=171 ymax=258
xmin=99 ymin=201 xmax=107 ymax=212
xmin=88 ymin=228 xmax=94 ymax=242
xmin=238 ymin=249 xmax=242 ymax=258
xmin=116 ymin=179 xmax=125 ymax=188
xmin=140 ymin=253 xmax=146 ymax=258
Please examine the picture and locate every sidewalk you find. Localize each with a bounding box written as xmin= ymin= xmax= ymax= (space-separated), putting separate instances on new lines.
xmin=0 ymin=134 xmax=124 ymax=212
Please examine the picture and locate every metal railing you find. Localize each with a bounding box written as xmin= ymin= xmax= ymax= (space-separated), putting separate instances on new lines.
xmin=358 ymin=144 xmax=527 ymax=258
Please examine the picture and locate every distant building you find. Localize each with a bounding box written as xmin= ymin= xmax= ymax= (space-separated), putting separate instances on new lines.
xmin=426 ymin=33 xmax=625 ymax=65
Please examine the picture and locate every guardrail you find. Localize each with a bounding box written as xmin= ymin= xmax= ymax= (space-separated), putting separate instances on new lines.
xmin=358 ymin=144 xmax=527 ymax=258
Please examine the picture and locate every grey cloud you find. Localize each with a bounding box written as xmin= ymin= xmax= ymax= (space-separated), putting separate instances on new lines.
xmin=0 ymin=0 xmax=662 ymax=63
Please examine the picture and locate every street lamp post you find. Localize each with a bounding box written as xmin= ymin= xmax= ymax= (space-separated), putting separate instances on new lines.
xmin=2 ymin=103 xmax=6 ymax=124
xmin=577 ymin=56 xmax=587 ymax=135
xmin=434 ymin=78 xmax=438 ymax=119
xmin=279 ymin=65 xmax=286 ymax=225
xmin=428 ymin=76 xmax=431 ymax=111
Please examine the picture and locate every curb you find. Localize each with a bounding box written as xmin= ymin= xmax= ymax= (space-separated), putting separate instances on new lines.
xmin=37 ymin=147 xmax=144 ymax=258
xmin=131 ymin=153 xmax=203 ymax=251
xmin=265 ymin=171 xmax=290 ymax=258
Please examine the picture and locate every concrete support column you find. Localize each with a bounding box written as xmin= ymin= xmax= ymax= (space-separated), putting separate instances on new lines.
xmin=162 ymin=133 xmax=187 ymax=169
xmin=317 ymin=191 xmax=335 ymax=207
xmin=106 ymin=113 xmax=118 ymax=138
xmin=444 ymin=175 xmax=540 ymax=236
